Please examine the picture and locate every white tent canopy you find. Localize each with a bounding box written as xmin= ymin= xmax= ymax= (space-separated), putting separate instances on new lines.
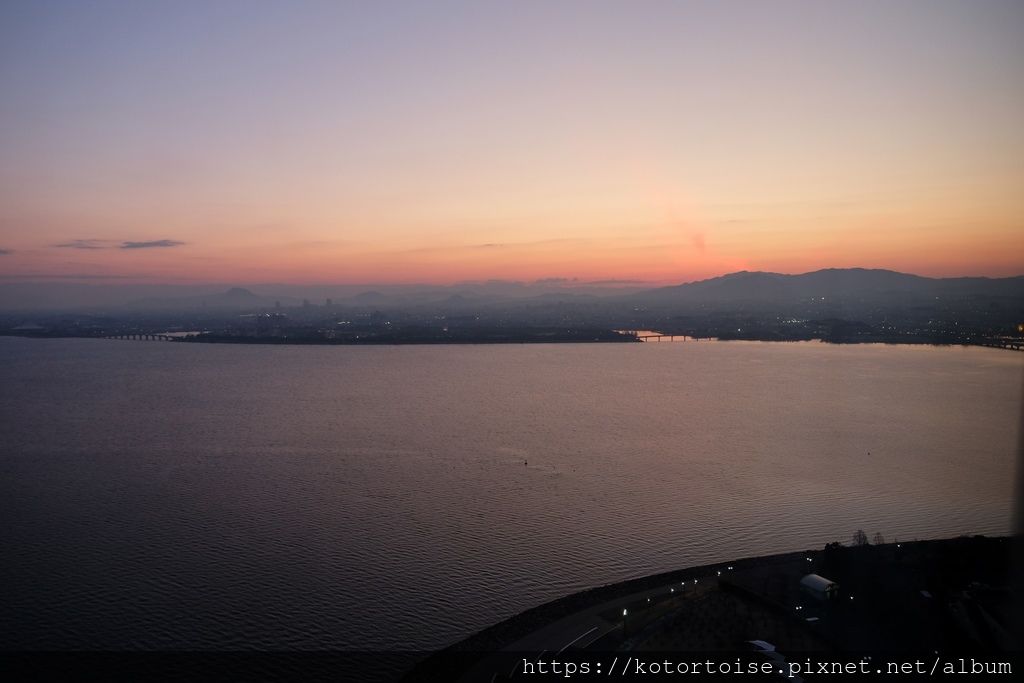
xmin=800 ymin=573 xmax=839 ymax=599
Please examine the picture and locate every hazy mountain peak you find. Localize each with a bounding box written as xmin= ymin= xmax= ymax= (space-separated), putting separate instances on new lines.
xmin=223 ymin=287 xmax=258 ymax=298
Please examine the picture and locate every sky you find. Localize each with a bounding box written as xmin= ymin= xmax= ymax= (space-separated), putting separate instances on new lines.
xmin=1 ymin=0 xmax=1022 ymax=285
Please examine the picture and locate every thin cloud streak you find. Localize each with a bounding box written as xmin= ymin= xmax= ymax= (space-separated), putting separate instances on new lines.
xmin=54 ymin=239 xmax=109 ymax=249
xmin=52 ymin=238 xmax=186 ymax=250
xmin=120 ymin=240 xmax=185 ymax=249
xmin=399 ymin=238 xmax=584 ymax=255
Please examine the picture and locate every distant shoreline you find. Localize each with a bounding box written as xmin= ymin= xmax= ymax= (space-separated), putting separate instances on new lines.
xmin=1 ymin=331 xmax=1021 ymax=352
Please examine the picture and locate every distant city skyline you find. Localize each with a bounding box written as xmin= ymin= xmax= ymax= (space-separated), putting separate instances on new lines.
xmin=2 ymin=1 xmax=1022 ymax=284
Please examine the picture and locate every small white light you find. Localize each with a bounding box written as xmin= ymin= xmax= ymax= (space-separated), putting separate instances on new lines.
xmin=623 ymin=609 xmax=627 ymax=616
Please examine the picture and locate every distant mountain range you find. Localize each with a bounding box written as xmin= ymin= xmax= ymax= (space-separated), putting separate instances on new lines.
xmin=634 ymin=268 xmax=1024 ymax=310
xmin=0 ymin=268 xmax=1021 ymax=312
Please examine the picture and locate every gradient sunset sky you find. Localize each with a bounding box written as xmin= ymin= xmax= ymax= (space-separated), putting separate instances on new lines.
xmin=1 ymin=0 xmax=1022 ymax=285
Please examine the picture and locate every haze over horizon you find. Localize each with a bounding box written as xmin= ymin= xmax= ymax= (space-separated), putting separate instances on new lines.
xmin=3 ymin=265 xmax=1024 ymax=290
xmin=2 ymin=1 xmax=1023 ymax=285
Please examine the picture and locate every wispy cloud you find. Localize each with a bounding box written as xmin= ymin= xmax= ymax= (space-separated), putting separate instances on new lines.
xmin=0 ymin=248 xmax=12 ymax=255
xmin=401 ymin=237 xmax=581 ymax=255
xmin=120 ymin=239 xmax=185 ymax=249
xmin=54 ymin=238 xmax=186 ymax=250
xmin=54 ymin=239 xmax=109 ymax=250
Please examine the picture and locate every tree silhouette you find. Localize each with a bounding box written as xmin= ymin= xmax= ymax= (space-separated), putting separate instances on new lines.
xmin=872 ymin=532 xmax=885 ymax=545
xmin=853 ymin=529 xmax=868 ymax=546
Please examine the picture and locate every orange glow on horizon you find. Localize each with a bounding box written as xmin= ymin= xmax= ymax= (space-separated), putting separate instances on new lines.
xmin=3 ymin=3 xmax=1023 ymax=286
xmin=4 ymin=226 xmax=1022 ymax=286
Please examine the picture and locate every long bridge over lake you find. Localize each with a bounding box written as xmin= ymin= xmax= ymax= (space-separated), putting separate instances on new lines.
xmin=979 ymin=338 xmax=1023 ymax=352
xmin=105 ymin=333 xmax=178 ymax=341
xmin=619 ymin=330 xmax=700 ymax=342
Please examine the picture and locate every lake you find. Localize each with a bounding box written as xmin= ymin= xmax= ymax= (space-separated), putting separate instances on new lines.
xmin=0 ymin=338 xmax=1019 ymax=651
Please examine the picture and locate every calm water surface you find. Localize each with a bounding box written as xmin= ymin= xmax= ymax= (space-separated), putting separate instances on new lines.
xmin=0 ymin=338 xmax=1020 ymax=650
